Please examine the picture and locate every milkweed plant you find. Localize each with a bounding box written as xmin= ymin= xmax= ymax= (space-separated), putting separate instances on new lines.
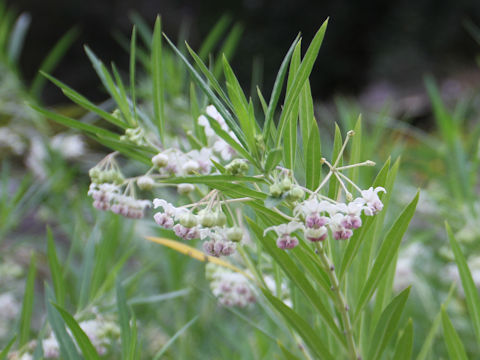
xmin=27 ymin=13 xmax=480 ymax=360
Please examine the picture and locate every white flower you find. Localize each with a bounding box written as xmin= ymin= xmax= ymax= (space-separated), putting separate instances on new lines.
xmin=264 ymin=221 xmax=304 ymax=236
xmin=357 ymin=187 xmax=386 ymax=215
xmin=294 ymin=199 xmax=334 ymax=217
xmin=153 ymin=199 xmax=187 ymax=219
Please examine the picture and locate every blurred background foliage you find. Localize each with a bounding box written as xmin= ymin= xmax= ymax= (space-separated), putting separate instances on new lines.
xmin=8 ymin=0 xmax=480 ymax=111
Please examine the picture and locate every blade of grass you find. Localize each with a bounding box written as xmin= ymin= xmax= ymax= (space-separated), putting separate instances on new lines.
xmin=152 ymin=316 xmax=198 ymax=360
xmin=19 ymin=253 xmax=36 ymax=347
xmin=441 ymin=306 xmax=468 ymax=360
xmin=53 ymin=304 xmax=100 ymax=360
xmin=46 ymin=227 xmax=66 ymax=307
xmin=152 ymin=16 xmax=165 ymax=142
xmin=446 ymin=222 xmax=480 ymax=344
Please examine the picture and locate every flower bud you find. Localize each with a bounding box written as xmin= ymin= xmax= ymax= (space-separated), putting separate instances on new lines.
xmin=183 ymin=160 xmax=200 ymax=174
xmin=152 ymin=153 xmax=169 ymax=168
xmin=199 ymin=212 xmax=216 ymax=227
xmin=177 ymin=183 xmax=195 ymax=194
xmin=215 ymin=212 xmax=227 ymax=226
xmin=226 ymin=227 xmax=243 ymax=242
xmin=269 ymin=184 xmax=282 ymax=197
xmin=305 ymin=227 xmax=327 ymax=242
xmin=281 ymin=178 xmax=292 ymax=191
xmin=286 ymin=186 xmax=305 ymax=201
xmin=137 ymin=176 xmax=154 ymax=190
xmin=179 ymin=213 xmax=197 ymax=228
xmin=89 ymin=167 xmax=101 ymax=181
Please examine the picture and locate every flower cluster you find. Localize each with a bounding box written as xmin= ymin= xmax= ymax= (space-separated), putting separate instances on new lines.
xmin=153 ymin=198 xmax=243 ymax=257
xmin=88 ymin=183 xmax=151 ymax=219
xmin=265 ymin=187 xmax=386 ymax=249
xmin=206 ymin=263 xmax=255 ymax=307
xmin=152 ymin=147 xmax=217 ymax=177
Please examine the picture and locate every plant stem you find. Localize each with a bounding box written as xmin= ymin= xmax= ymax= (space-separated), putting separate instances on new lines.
xmin=315 ymin=243 xmax=360 ymax=360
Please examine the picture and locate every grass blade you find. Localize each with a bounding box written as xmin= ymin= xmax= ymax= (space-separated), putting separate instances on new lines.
xmin=46 ymin=227 xmax=66 ymax=307
xmin=392 ymin=319 xmax=414 ymax=360
xmin=152 ymin=16 xmax=165 ymax=142
xmin=53 ymin=304 xmax=100 ymax=360
xmin=441 ymin=306 xmax=468 ymax=360
xmin=19 ymin=253 xmax=36 ymax=347
xmin=152 ymin=316 xmax=198 ymax=360
xmin=446 ymin=221 xmax=480 ymax=344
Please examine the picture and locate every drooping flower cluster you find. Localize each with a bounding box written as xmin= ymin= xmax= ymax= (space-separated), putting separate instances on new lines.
xmin=265 ymin=186 xmax=386 ymax=249
xmin=88 ymin=183 xmax=151 ymax=219
xmin=153 ymin=198 xmax=243 ymax=257
xmin=87 ymin=154 xmax=151 ymax=218
xmin=206 ymin=263 xmax=255 ymax=307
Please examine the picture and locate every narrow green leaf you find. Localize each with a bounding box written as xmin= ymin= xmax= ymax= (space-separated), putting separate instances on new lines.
xmin=116 ymin=280 xmax=131 ymax=360
xmin=262 ymin=290 xmax=334 ymax=360
xmin=47 ymin=227 xmax=66 ymax=307
xmin=45 ymin=285 xmax=82 ymax=360
xmin=441 ymin=307 xmax=468 ymax=360
xmin=152 ymin=16 xmax=165 ymax=142
xmin=53 ymin=304 xmax=100 ymax=360
xmin=276 ymin=19 xmax=328 ymax=145
xmin=263 ymin=34 xmax=300 ymax=141
xmin=152 ymin=316 xmax=198 ymax=360
xmin=367 ymin=287 xmax=410 ymax=359
xmin=30 ymin=103 xmax=121 ymax=139
xmin=247 ymin=218 xmax=346 ymax=347
xmin=328 ymin=123 xmax=343 ymax=199
xmin=446 ymin=222 xmax=480 ymax=344
xmin=41 ymin=71 xmax=127 ymax=129
xmin=0 ymin=335 xmax=17 ymax=360
xmin=305 ymin=120 xmax=321 ymax=190
xmin=19 ymin=253 xmax=36 ymax=346
xmin=164 ymin=35 xmax=247 ymax=148
xmin=416 ymin=282 xmax=456 ymax=360
xmin=186 ymin=42 xmax=232 ymax=108
xmin=283 ymin=43 xmax=300 ymax=169
xmin=392 ymin=319 xmax=414 ymax=360
xmin=355 ymin=191 xmax=419 ymax=320
xmin=265 ymin=148 xmax=283 ymax=173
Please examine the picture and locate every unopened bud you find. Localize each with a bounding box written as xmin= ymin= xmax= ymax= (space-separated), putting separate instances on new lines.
xmin=179 ymin=213 xmax=197 ymax=228
xmin=286 ymin=186 xmax=305 ymax=201
xmin=226 ymin=227 xmax=243 ymax=242
xmin=215 ymin=212 xmax=227 ymax=226
xmin=177 ymin=183 xmax=195 ymax=194
xmin=365 ymin=160 xmax=375 ymax=166
xmin=269 ymin=184 xmax=282 ymax=197
xmin=137 ymin=176 xmax=154 ymax=190
xmin=152 ymin=153 xmax=169 ymax=168
xmin=281 ymin=178 xmax=292 ymax=191
xmin=347 ymin=130 xmax=355 ymax=137
xmin=199 ymin=211 xmax=216 ymax=227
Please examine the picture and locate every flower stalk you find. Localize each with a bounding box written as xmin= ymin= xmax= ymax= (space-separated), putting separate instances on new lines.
xmin=316 ymin=242 xmax=360 ymax=360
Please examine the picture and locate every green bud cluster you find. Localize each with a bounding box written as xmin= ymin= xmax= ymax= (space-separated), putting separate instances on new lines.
xmin=89 ymin=167 xmax=124 ymax=185
xmin=225 ymin=159 xmax=249 ymax=176
xmin=269 ymin=176 xmax=304 ymax=202
xmin=120 ymin=127 xmax=146 ymax=146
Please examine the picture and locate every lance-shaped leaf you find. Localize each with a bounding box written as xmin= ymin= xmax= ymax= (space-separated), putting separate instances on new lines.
xmin=441 ymin=307 xmax=468 ymax=360
xmin=354 ymin=191 xmax=419 ymax=320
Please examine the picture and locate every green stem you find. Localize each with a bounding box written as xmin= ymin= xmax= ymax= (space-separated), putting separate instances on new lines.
xmin=316 ymin=243 xmax=360 ymax=360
